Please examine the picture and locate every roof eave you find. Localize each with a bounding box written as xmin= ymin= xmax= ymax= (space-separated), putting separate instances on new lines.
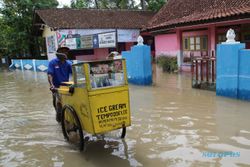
xmin=146 ymin=14 xmax=250 ymax=34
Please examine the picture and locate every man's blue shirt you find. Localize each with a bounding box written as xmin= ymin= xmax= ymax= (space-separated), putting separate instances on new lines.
xmin=47 ymin=58 xmax=72 ymax=88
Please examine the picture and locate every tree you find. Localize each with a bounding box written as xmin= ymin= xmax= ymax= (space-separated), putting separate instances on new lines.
xmin=146 ymin=0 xmax=166 ymax=12
xmin=140 ymin=0 xmax=146 ymax=10
xmin=0 ymin=17 xmax=13 ymax=56
xmin=0 ymin=0 xmax=58 ymax=58
xmin=71 ymin=0 xmax=89 ymax=8
xmin=94 ymin=0 xmax=137 ymax=9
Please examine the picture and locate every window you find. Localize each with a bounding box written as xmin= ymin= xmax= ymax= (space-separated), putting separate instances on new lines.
xmin=73 ymin=65 xmax=86 ymax=87
xmin=218 ymin=34 xmax=226 ymax=44
xmin=195 ymin=37 xmax=201 ymax=50
xmin=201 ymin=36 xmax=208 ymax=50
xmin=182 ymin=36 xmax=208 ymax=51
xmin=190 ymin=37 xmax=195 ymax=50
xmin=89 ymin=60 xmax=125 ymax=89
xmin=183 ymin=37 xmax=189 ymax=50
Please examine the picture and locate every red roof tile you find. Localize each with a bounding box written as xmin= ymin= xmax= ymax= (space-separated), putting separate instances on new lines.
xmin=34 ymin=8 xmax=155 ymax=30
xmin=146 ymin=0 xmax=250 ymax=31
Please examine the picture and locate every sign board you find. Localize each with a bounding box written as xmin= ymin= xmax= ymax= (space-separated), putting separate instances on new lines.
xmin=98 ymin=32 xmax=116 ymax=48
xmin=66 ymin=38 xmax=77 ymax=49
xmin=117 ymin=29 xmax=140 ymax=42
xmin=80 ymin=35 xmax=93 ymax=49
xmin=93 ymin=34 xmax=99 ymax=48
xmin=56 ymin=31 xmax=118 ymax=50
xmin=89 ymin=92 xmax=131 ymax=133
xmin=47 ymin=35 xmax=56 ymax=53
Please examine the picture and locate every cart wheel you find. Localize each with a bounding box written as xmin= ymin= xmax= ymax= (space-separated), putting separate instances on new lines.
xmin=121 ymin=127 xmax=126 ymax=139
xmin=61 ymin=105 xmax=84 ymax=151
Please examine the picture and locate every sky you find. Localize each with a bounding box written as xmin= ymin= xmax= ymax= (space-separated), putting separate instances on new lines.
xmin=57 ymin=0 xmax=71 ymax=7
xmin=57 ymin=0 xmax=140 ymax=8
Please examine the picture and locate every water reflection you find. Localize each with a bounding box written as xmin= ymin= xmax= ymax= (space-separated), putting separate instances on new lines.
xmin=0 ymin=68 xmax=250 ymax=167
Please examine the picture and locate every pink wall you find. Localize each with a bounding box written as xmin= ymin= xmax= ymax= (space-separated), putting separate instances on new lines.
xmin=209 ymin=26 xmax=216 ymax=51
xmin=76 ymin=55 xmax=94 ymax=61
xmin=153 ymin=20 xmax=250 ymax=63
xmin=155 ymin=34 xmax=178 ymax=56
xmin=75 ymin=48 xmax=109 ymax=61
xmin=94 ymin=48 xmax=109 ymax=59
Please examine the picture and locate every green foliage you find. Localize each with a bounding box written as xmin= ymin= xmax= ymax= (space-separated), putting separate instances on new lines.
xmin=82 ymin=0 xmax=165 ymax=11
xmin=96 ymin=0 xmax=138 ymax=9
xmin=156 ymin=56 xmax=178 ymax=72
xmin=0 ymin=0 xmax=58 ymax=57
xmin=145 ymin=0 xmax=166 ymax=12
xmin=70 ymin=0 xmax=89 ymax=8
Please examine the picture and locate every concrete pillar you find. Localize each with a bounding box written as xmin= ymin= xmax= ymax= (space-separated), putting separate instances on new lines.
xmin=32 ymin=59 xmax=36 ymax=72
xmin=176 ymin=29 xmax=183 ymax=68
xmin=20 ymin=59 xmax=24 ymax=71
xmin=216 ymin=43 xmax=245 ymax=98
xmin=122 ymin=45 xmax=152 ymax=85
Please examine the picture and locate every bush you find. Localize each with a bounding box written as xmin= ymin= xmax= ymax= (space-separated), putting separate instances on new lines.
xmin=156 ymin=56 xmax=178 ymax=72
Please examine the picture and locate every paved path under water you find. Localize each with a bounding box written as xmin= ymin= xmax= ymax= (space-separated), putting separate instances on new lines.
xmin=0 ymin=67 xmax=250 ymax=167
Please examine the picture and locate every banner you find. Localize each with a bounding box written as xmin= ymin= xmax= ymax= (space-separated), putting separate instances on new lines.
xmin=117 ymin=29 xmax=140 ymax=42
xmin=65 ymin=38 xmax=77 ymax=49
xmin=98 ymin=32 xmax=116 ymax=48
xmin=80 ymin=35 xmax=93 ymax=49
xmin=47 ymin=35 xmax=56 ymax=53
xmin=93 ymin=34 xmax=99 ymax=48
xmin=56 ymin=31 xmax=117 ymax=50
xmin=57 ymin=32 xmax=66 ymax=47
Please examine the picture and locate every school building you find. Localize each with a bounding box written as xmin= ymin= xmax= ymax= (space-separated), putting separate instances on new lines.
xmin=145 ymin=0 xmax=250 ymax=70
xmin=33 ymin=8 xmax=155 ymax=61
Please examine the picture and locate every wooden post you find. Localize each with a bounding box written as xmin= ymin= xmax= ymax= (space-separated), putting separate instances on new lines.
xmin=191 ymin=59 xmax=194 ymax=85
xmin=196 ymin=60 xmax=199 ymax=83
xmin=200 ymin=59 xmax=203 ymax=82
xmin=206 ymin=59 xmax=209 ymax=83
xmin=212 ymin=59 xmax=215 ymax=83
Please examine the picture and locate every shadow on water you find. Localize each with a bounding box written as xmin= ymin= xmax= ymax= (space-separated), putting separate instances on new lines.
xmin=81 ymin=139 xmax=131 ymax=167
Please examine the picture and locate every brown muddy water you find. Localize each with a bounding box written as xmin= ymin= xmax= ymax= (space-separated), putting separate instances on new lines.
xmin=0 ymin=67 xmax=250 ymax=167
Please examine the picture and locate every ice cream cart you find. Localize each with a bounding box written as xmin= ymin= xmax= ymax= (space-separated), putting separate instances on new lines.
xmin=58 ymin=58 xmax=131 ymax=151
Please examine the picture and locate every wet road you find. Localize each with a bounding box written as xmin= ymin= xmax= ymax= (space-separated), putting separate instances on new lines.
xmin=0 ymin=67 xmax=250 ymax=167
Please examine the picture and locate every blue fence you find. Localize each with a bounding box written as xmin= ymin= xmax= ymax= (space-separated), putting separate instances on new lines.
xmin=216 ymin=43 xmax=250 ymax=101
xmin=122 ymin=45 xmax=152 ymax=85
xmin=10 ymin=59 xmax=49 ymax=72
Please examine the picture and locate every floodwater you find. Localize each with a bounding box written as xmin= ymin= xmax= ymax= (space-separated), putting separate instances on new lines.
xmin=0 ymin=67 xmax=250 ymax=167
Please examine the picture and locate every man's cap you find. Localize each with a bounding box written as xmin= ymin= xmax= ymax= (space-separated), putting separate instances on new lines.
xmin=56 ymin=52 xmax=67 ymax=58
xmin=57 ymin=47 xmax=70 ymax=53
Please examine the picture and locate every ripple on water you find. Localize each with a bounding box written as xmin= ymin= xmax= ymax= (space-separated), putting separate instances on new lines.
xmin=163 ymin=107 xmax=179 ymax=110
xmin=0 ymin=150 xmax=24 ymax=167
xmin=240 ymin=130 xmax=250 ymax=134
xmin=205 ymin=136 xmax=220 ymax=141
xmin=180 ymin=121 xmax=194 ymax=128
xmin=160 ymin=117 xmax=174 ymax=121
xmin=231 ymin=136 xmax=250 ymax=146
xmin=140 ymin=138 xmax=152 ymax=143
xmin=1 ymin=68 xmax=250 ymax=167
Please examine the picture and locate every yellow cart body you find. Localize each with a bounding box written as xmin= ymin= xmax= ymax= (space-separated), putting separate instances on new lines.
xmin=58 ymin=59 xmax=131 ymax=135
